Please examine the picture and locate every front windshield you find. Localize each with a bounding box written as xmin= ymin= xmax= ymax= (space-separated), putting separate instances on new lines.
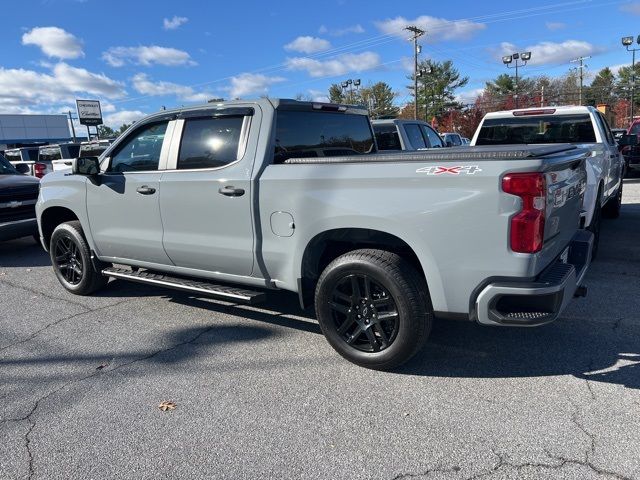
xmin=0 ymin=154 xmax=18 ymax=174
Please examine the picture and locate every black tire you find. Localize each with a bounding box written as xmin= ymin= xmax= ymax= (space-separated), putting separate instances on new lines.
xmin=50 ymin=221 xmax=108 ymax=295
xmin=314 ymin=249 xmax=432 ymax=370
xmin=588 ymin=191 xmax=602 ymax=261
xmin=602 ymin=182 xmax=622 ymax=219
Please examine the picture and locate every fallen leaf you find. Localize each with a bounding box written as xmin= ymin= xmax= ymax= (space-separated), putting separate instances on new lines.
xmin=158 ymin=401 xmax=177 ymax=412
xmin=403 ymin=412 xmax=410 ymax=417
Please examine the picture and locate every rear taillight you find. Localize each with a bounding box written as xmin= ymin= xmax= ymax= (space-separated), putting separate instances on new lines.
xmin=34 ymin=163 xmax=47 ymax=179
xmin=502 ymin=172 xmax=546 ymax=254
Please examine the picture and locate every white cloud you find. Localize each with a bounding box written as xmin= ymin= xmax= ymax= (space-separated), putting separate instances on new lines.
xmin=609 ymin=63 xmax=631 ymax=75
xmin=102 ymin=46 xmax=196 ymax=67
xmin=284 ymin=36 xmax=331 ymax=54
xmin=545 ymin=22 xmax=566 ymax=31
xmin=163 ymin=15 xmax=189 ymax=30
xmin=455 ymin=88 xmax=485 ymax=105
xmin=132 ymin=73 xmax=211 ymax=102
xmin=620 ymin=2 xmax=640 ymax=14
xmin=375 ymin=15 xmax=485 ymax=43
xmin=103 ymin=110 xmax=147 ymax=128
xmin=0 ymin=63 xmax=125 ymax=112
xmin=285 ymin=52 xmax=381 ymax=78
xmin=22 ymin=26 xmax=84 ymax=59
xmin=308 ymin=89 xmax=330 ymax=102
xmin=499 ymin=40 xmax=599 ymax=66
xmin=226 ymin=73 xmax=286 ymax=98
xmin=318 ymin=24 xmax=365 ymax=36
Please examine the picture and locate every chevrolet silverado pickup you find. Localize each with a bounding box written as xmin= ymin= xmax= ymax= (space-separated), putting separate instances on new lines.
xmin=36 ymin=99 xmax=592 ymax=369
xmin=471 ymin=106 xmax=625 ymax=257
xmin=0 ymin=154 xmax=40 ymax=242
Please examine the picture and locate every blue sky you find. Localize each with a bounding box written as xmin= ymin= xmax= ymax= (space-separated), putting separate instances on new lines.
xmin=1 ymin=0 xmax=639 ymax=128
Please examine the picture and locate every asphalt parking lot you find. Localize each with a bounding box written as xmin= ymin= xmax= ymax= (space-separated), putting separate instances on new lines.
xmin=1 ymin=180 xmax=639 ymax=480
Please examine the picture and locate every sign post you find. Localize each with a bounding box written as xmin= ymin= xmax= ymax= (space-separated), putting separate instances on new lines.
xmin=76 ymin=99 xmax=103 ymax=141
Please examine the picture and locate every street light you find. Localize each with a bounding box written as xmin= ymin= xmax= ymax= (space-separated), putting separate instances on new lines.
xmin=502 ymin=51 xmax=532 ymax=108
xmin=417 ymin=66 xmax=432 ymax=122
xmin=621 ymin=35 xmax=640 ymax=124
xmin=341 ymin=78 xmax=361 ymax=104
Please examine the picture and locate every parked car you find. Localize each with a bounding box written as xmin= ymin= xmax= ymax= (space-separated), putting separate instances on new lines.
xmin=4 ymin=146 xmax=48 ymax=178
xmin=440 ymin=132 xmax=464 ymax=147
xmin=371 ymin=119 xmax=444 ymax=151
xmin=471 ymin=106 xmax=624 ymax=257
xmin=611 ymin=128 xmax=627 ymax=143
xmin=51 ymin=140 xmax=114 ymax=173
xmin=39 ymin=143 xmax=81 ymax=174
xmin=621 ymin=118 xmax=640 ymax=176
xmin=461 ymin=137 xmax=471 ymax=145
xmin=0 ymin=153 xmax=40 ymax=242
xmin=37 ymin=99 xmax=592 ymax=369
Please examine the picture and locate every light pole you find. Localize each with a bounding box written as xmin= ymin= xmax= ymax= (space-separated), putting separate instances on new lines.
xmin=622 ymin=35 xmax=640 ymax=124
xmin=341 ymin=78 xmax=361 ymax=104
xmin=502 ymin=51 xmax=531 ymax=109
xmin=406 ymin=25 xmax=425 ymax=120
xmin=417 ymin=66 xmax=432 ymax=122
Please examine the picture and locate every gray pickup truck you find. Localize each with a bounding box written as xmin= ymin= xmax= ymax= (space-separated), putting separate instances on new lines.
xmin=36 ymin=99 xmax=592 ymax=369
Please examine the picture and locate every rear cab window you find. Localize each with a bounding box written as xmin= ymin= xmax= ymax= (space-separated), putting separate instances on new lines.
xmin=38 ymin=147 xmax=62 ymax=162
xmin=273 ymin=110 xmax=375 ymax=163
xmin=404 ymin=124 xmax=427 ymax=149
xmin=476 ymin=114 xmax=596 ymax=145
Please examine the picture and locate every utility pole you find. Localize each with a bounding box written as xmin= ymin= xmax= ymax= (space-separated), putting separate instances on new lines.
xmin=67 ymin=110 xmax=77 ymax=142
xmin=622 ymin=36 xmax=639 ymax=124
xmin=405 ymin=25 xmax=425 ymax=120
xmin=541 ymin=85 xmax=545 ymax=107
xmin=571 ymin=56 xmax=590 ymax=106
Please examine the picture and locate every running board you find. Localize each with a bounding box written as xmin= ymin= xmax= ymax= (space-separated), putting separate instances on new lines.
xmin=102 ymin=267 xmax=265 ymax=304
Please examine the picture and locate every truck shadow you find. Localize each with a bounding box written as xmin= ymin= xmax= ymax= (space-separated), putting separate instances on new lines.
xmin=0 ymin=238 xmax=51 ymax=268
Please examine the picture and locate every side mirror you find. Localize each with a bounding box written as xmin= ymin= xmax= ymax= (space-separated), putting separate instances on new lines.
xmin=14 ymin=163 xmax=30 ymax=174
xmin=618 ymin=134 xmax=639 ymax=150
xmin=72 ymin=156 xmax=100 ymax=175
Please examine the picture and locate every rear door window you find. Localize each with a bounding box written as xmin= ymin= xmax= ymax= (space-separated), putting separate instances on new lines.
xmin=404 ymin=124 xmax=427 ymax=149
xmin=476 ymin=114 xmax=596 ymax=145
xmin=274 ymin=110 xmax=375 ymax=163
xmin=4 ymin=151 xmax=20 ymax=162
xmin=373 ymin=124 xmax=402 ymax=150
xmin=177 ymin=116 xmax=245 ymax=170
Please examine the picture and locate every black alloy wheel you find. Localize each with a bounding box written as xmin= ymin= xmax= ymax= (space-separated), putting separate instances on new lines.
xmin=53 ymin=235 xmax=84 ymax=285
xmin=328 ymin=273 xmax=399 ymax=353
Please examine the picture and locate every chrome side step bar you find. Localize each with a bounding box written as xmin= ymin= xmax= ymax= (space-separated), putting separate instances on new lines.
xmin=102 ymin=267 xmax=265 ymax=304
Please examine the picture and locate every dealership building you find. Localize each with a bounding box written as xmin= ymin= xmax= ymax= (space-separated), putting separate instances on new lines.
xmin=0 ymin=114 xmax=73 ymax=150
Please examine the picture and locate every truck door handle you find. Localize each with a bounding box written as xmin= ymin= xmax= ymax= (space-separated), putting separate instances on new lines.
xmin=218 ymin=186 xmax=245 ymax=197
xmin=136 ymin=185 xmax=156 ymax=195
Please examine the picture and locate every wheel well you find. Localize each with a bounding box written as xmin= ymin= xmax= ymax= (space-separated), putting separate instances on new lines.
xmin=40 ymin=207 xmax=79 ymax=248
xmin=299 ymin=228 xmax=426 ymax=309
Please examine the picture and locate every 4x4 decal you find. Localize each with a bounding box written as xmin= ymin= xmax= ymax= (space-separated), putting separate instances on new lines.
xmin=416 ymin=165 xmax=482 ymax=175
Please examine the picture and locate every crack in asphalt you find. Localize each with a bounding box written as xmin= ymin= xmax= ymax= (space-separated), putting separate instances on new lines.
xmin=0 ymin=277 xmax=91 ymax=311
xmin=391 ymin=465 xmax=461 ymax=479
xmin=465 ymin=449 xmax=632 ymax=480
xmin=0 ymin=299 xmax=134 ymax=355
xmin=2 ymin=322 xmax=219 ymax=479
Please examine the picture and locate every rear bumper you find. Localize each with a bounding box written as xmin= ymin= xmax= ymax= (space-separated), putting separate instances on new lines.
xmin=0 ymin=218 xmax=37 ymax=242
xmin=475 ymin=229 xmax=593 ymax=327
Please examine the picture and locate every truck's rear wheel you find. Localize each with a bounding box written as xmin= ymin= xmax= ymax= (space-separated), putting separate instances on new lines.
xmin=314 ymin=249 xmax=432 ymax=370
xmin=50 ymin=221 xmax=108 ymax=295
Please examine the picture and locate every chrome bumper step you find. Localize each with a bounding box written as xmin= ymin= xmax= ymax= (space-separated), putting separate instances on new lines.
xmin=102 ymin=267 xmax=265 ymax=304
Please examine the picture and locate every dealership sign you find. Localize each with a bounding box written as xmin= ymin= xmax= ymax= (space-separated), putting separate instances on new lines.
xmin=76 ymin=99 xmax=103 ymax=126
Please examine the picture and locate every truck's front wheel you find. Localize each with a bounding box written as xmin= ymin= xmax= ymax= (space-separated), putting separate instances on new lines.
xmin=50 ymin=221 xmax=108 ymax=295
xmin=314 ymin=249 xmax=432 ymax=370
